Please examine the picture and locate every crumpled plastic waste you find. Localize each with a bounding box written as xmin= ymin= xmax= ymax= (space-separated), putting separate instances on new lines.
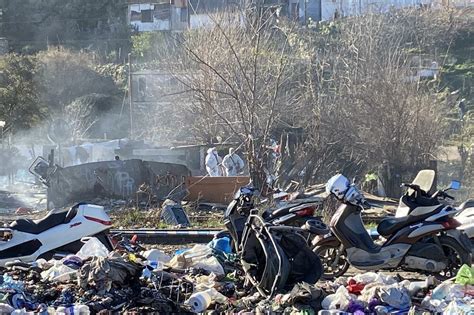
xmin=359 ymin=282 xmax=387 ymax=303
xmin=321 ymin=286 xmax=354 ymax=311
xmin=431 ymin=281 xmax=465 ymax=300
xmin=346 ymin=279 xmax=365 ymax=295
xmin=208 ymin=237 xmax=232 ymax=254
xmin=351 ymin=272 xmax=397 ymax=286
xmin=168 ymin=244 xmax=225 ymax=276
xmin=62 ymin=255 xmax=83 ymax=270
xmin=455 ymin=264 xmax=474 ymax=285
xmin=76 ymin=237 xmax=109 ymax=259
xmin=40 ymin=261 xmax=76 ymax=283
xmin=142 ymin=249 xmax=171 ymax=264
xmin=2 ymin=231 xmax=473 ymax=315
xmin=192 ymin=273 xmax=219 ymax=291
xmin=379 ymin=284 xmax=411 ymax=309
xmin=346 ymin=300 xmax=365 ymax=314
xmin=0 ymin=274 xmax=24 ymax=292
xmin=443 ymin=298 xmax=473 ymax=314
xmin=277 ymin=282 xmax=327 ymax=311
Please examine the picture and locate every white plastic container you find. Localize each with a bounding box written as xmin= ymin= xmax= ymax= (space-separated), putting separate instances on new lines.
xmin=186 ymin=291 xmax=213 ymax=312
xmin=185 ymin=288 xmax=227 ymax=313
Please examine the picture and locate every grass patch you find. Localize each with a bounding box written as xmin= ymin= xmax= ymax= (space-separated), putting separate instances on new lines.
xmin=364 ymin=222 xmax=378 ymax=230
xmin=110 ymin=207 xmax=224 ymax=229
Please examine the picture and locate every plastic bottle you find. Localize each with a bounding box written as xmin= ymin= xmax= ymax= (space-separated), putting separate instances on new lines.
xmin=431 ymin=281 xmax=451 ymax=300
xmin=408 ymin=276 xmax=435 ymax=294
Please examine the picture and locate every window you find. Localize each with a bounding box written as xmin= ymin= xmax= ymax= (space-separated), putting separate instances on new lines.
xmin=141 ymin=10 xmax=153 ymax=23
xmin=180 ymin=7 xmax=188 ymax=22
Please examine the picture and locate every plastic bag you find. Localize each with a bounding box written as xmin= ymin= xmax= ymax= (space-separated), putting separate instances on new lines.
xmin=443 ymin=299 xmax=472 ymax=315
xmin=421 ymin=296 xmax=447 ymax=313
xmin=431 ymin=281 xmax=464 ymax=301
xmin=322 ymin=286 xmax=353 ymax=310
xmin=168 ymin=244 xmax=224 ymax=275
xmin=359 ymin=283 xmax=385 ymax=303
xmin=353 ymin=272 xmax=397 ymax=285
xmin=40 ymin=261 xmax=76 ymax=282
xmin=455 ymin=264 xmax=474 ymax=285
xmin=379 ymin=285 xmax=411 ymax=309
xmin=76 ymin=237 xmax=109 ymax=259
xmin=432 ymin=281 xmax=452 ymax=300
xmin=142 ymin=249 xmax=171 ymax=264
xmin=208 ymin=237 xmax=232 ymax=254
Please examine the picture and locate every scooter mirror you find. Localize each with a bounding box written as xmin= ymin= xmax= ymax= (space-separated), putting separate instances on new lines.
xmin=448 ymin=180 xmax=461 ymax=191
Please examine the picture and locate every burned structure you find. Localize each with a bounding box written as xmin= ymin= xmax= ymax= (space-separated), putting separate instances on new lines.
xmin=30 ymin=155 xmax=190 ymax=209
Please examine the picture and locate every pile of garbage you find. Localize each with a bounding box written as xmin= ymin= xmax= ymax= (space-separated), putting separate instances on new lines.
xmin=319 ymin=270 xmax=474 ymax=314
xmin=0 ymin=236 xmax=473 ymax=314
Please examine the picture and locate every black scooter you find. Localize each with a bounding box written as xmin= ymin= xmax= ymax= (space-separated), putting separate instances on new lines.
xmin=220 ymin=186 xmax=327 ymax=297
xmin=222 ymin=186 xmax=329 ymax=251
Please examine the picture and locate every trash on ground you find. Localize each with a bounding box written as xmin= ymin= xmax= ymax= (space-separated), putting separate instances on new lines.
xmin=0 ymin=230 xmax=472 ymax=313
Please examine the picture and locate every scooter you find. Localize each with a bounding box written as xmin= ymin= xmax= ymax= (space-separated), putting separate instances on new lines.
xmin=0 ymin=203 xmax=113 ymax=266
xmin=222 ymin=186 xmax=328 ymax=252
xmin=455 ymin=199 xmax=474 ymax=245
xmin=238 ymin=210 xmax=323 ymax=297
xmin=313 ymin=170 xmax=472 ymax=280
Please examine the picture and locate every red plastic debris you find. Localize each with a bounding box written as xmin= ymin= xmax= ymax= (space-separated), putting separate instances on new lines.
xmin=347 ymin=279 xmax=365 ymax=295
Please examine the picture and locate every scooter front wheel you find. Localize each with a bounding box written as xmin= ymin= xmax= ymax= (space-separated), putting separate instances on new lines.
xmin=313 ymin=245 xmax=350 ymax=279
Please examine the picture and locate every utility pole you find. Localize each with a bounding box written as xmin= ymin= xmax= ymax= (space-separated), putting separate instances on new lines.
xmin=128 ymin=53 xmax=133 ymax=140
xmin=304 ymin=0 xmax=307 ymax=25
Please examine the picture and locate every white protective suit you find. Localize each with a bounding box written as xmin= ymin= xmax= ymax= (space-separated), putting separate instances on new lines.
xmin=222 ymin=152 xmax=245 ymax=176
xmin=205 ymin=148 xmax=223 ymax=177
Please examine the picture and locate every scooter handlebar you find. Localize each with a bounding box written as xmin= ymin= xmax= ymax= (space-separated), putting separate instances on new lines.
xmin=401 ymin=183 xmax=421 ymax=191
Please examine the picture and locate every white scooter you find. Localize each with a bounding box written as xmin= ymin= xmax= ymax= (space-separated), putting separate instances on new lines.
xmin=456 ymin=199 xmax=474 ymax=245
xmin=0 ymin=203 xmax=113 ymax=266
xmin=314 ymin=170 xmax=472 ymax=280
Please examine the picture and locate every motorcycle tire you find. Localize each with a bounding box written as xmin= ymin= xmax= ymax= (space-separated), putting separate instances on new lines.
xmin=434 ymin=236 xmax=472 ymax=281
xmin=313 ymin=245 xmax=350 ymax=279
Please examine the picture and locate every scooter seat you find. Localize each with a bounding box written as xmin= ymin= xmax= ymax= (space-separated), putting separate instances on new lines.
xmin=377 ymin=216 xmax=409 ymax=237
xmin=10 ymin=210 xmax=69 ymax=234
xmin=459 ymin=199 xmax=474 ymax=211
xmin=377 ymin=212 xmax=433 ymax=237
xmin=377 ymin=203 xmax=440 ymax=236
xmin=267 ymin=204 xmax=296 ymax=218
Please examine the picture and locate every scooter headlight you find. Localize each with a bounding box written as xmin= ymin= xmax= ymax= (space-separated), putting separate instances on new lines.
xmin=326 ymin=174 xmax=350 ymax=200
xmin=344 ymin=185 xmax=364 ymax=205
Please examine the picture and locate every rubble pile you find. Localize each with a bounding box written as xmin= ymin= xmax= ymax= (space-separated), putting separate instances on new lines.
xmin=0 ymin=236 xmax=473 ymax=314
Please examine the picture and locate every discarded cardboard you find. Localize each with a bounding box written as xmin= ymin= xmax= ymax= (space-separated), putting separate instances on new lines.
xmin=185 ymin=176 xmax=251 ymax=204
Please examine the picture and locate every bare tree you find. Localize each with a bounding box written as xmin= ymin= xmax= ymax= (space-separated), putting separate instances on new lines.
xmin=141 ymin=7 xmax=469 ymax=195
xmin=161 ymin=8 xmax=303 ymax=188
